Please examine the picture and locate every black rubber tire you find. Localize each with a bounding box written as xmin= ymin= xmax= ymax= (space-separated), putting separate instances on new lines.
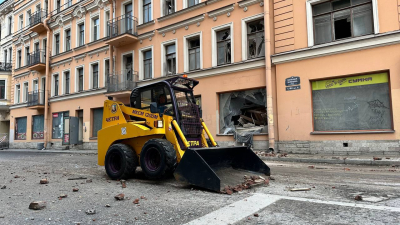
xmin=105 ymin=143 xmax=138 ymax=180
xmin=140 ymin=139 xmax=177 ymax=179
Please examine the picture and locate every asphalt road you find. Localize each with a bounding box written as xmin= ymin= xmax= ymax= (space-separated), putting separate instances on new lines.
xmin=0 ymin=151 xmax=399 ymax=225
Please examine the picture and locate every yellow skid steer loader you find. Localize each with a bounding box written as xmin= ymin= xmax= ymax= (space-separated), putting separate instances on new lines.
xmin=98 ymin=76 xmax=270 ymax=192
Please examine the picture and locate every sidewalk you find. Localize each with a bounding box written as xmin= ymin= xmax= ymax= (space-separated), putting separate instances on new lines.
xmin=259 ymin=153 xmax=400 ymax=166
xmin=0 ymin=148 xmax=97 ymax=154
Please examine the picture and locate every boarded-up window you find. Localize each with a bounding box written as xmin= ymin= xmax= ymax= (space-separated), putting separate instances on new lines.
xmin=312 ymin=72 xmax=392 ymax=131
xmin=92 ymin=108 xmax=103 ymax=137
xmin=32 ymin=115 xmax=44 ymax=139
xmin=15 ymin=117 xmax=27 ymax=140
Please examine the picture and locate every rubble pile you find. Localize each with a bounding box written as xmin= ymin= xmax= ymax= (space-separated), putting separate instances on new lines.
xmin=222 ymin=175 xmax=270 ymax=195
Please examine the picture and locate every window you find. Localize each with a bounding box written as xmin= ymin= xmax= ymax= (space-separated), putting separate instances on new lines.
xmin=67 ymin=0 xmax=72 ymax=7
xmin=92 ymin=64 xmax=99 ymax=89
xmin=17 ymin=50 xmax=22 ymax=68
xmin=25 ymin=46 xmax=30 ymax=66
xmin=78 ymin=23 xmax=85 ymax=46
xmin=164 ymin=0 xmax=175 ymax=16
xmin=143 ymin=50 xmax=152 ymax=80
xmin=43 ymin=39 xmax=47 ymax=60
xmin=15 ymin=117 xmax=27 ymax=140
xmin=188 ymin=38 xmax=200 ymax=71
xmin=64 ymin=71 xmax=70 ymax=94
xmin=15 ymin=85 xmax=20 ymax=103
xmin=143 ymin=0 xmax=152 ymax=23
xmin=32 ymin=115 xmax=44 ymax=139
xmin=105 ymin=11 xmax=110 ymax=37
xmin=56 ymin=0 xmax=61 ymax=13
xmin=4 ymin=50 xmax=7 ymax=64
xmin=188 ymin=0 xmax=199 ymax=7
xmin=93 ymin=17 xmax=100 ymax=41
xmin=34 ymin=42 xmax=40 ymax=52
xmin=165 ymin=44 xmax=176 ymax=75
xmin=247 ymin=19 xmax=265 ymax=59
xmin=23 ymin=82 xmax=28 ymax=102
xmin=313 ymin=0 xmax=373 ymax=45
xmin=312 ymin=72 xmax=392 ymax=131
xmin=8 ymin=48 xmax=12 ymax=63
xmin=92 ymin=108 xmax=103 ymax=137
xmin=26 ymin=10 xmax=31 ymax=27
xmin=65 ymin=29 xmax=71 ymax=51
xmin=55 ymin=34 xmax=60 ymax=54
xmin=217 ymin=29 xmax=231 ymax=66
xmin=52 ymin=112 xmax=69 ymax=139
xmin=54 ymin=74 xmax=59 ymax=96
xmin=78 ymin=67 xmax=84 ymax=91
xmin=0 ymin=80 xmax=5 ymax=99
xmin=19 ymin=15 xmax=23 ymax=30
xmin=219 ymin=89 xmax=267 ymax=134
xmin=8 ymin=17 xmax=12 ymax=35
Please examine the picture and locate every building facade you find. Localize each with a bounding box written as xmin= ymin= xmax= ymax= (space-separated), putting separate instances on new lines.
xmin=5 ymin=0 xmax=400 ymax=156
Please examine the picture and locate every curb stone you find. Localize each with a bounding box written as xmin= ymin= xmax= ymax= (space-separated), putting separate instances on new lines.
xmin=261 ymin=156 xmax=400 ymax=166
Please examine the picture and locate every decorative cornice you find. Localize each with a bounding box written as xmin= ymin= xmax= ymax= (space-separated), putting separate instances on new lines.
xmin=137 ymin=20 xmax=155 ymax=30
xmin=49 ymin=88 xmax=106 ymax=102
xmin=50 ymin=14 xmax=73 ymax=29
xmin=238 ymin=0 xmax=263 ymax=8
xmin=73 ymin=5 xmax=87 ymax=19
xmin=157 ymin=14 xmax=205 ymax=34
xmin=51 ymin=50 xmax=73 ymax=60
xmin=205 ymin=0 xmax=223 ymax=4
xmin=13 ymin=71 xmax=31 ymax=79
xmin=51 ymin=58 xmax=73 ymax=68
xmin=157 ymin=2 xmax=206 ymax=22
xmin=9 ymin=103 xmax=28 ymax=110
xmin=87 ymin=46 xmax=109 ymax=57
xmin=138 ymin=30 xmax=156 ymax=40
xmin=74 ymin=53 xmax=87 ymax=62
xmin=207 ymin=4 xmax=235 ymax=18
xmin=86 ymin=0 xmax=109 ymax=12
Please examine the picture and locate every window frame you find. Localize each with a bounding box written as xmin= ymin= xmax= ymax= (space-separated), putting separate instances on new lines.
xmin=15 ymin=84 xmax=21 ymax=104
xmin=25 ymin=46 xmax=30 ymax=66
xmin=141 ymin=0 xmax=152 ymax=24
xmin=15 ymin=117 xmax=27 ymax=140
xmin=306 ymin=0 xmax=379 ymax=47
xmin=0 ymin=79 xmax=7 ymax=100
xmin=65 ymin=29 xmax=71 ymax=51
xmin=212 ymin=23 xmax=234 ymax=67
xmin=76 ymin=21 xmax=85 ymax=47
xmin=241 ymin=13 xmax=264 ymax=61
xmin=52 ymin=73 xmax=59 ymax=97
xmin=89 ymin=61 xmax=100 ymax=89
xmin=161 ymin=0 xmax=176 ymax=17
xmin=91 ymin=16 xmax=100 ymax=42
xmin=17 ymin=49 xmax=22 ymax=68
xmin=23 ymin=81 xmax=29 ymax=103
xmin=184 ymin=0 xmax=201 ymax=9
xmin=54 ymin=33 xmax=60 ymax=55
xmin=62 ymin=70 xmax=71 ymax=95
xmin=183 ymin=32 xmax=203 ymax=72
xmin=32 ymin=115 xmax=45 ymax=140
xmin=161 ymin=39 xmax=178 ymax=76
xmin=75 ymin=66 xmax=85 ymax=92
xmin=139 ymin=46 xmax=154 ymax=80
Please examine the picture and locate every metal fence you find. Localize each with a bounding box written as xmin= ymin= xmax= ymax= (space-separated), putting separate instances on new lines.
xmin=107 ymin=14 xmax=138 ymax=39
xmin=106 ymin=70 xmax=138 ymax=93
xmin=0 ymin=133 xmax=9 ymax=149
xmin=29 ymin=10 xmax=47 ymax=27
xmin=29 ymin=50 xmax=46 ymax=66
xmin=28 ymin=90 xmax=45 ymax=107
xmin=0 ymin=62 xmax=12 ymax=72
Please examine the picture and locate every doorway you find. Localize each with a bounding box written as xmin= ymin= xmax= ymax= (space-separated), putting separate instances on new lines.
xmin=76 ymin=110 xmax=83 ymax=144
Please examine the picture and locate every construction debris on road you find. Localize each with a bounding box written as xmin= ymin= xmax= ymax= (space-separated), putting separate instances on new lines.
xmin=222 ymin=175 xmax=270 ymax=195
xmin=39 ymin=178 xmax=48 ymax=184
xmin=29 ymin=201 xmax=46 ymax=210
xmin=114 ymin=194 xmax=124 ymax=200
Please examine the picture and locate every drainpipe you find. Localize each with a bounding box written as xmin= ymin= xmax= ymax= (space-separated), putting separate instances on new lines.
xmin=109 ymin=0 xmax=114 ymax=96
xmin=264 ymin=0 xmax=275 ymax=151
xmin=43 ymin=3 xmax=52 ymax=149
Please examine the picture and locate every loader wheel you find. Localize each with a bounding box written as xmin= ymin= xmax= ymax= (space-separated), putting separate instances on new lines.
xmin=105 ymin=143 xmax=138 ymax=180
xmin=140 ymin=139 xmax=177 ymax=179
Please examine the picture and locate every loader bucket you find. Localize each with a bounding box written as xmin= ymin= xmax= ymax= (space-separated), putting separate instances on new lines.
xmin=173 ymin=146 xmax=270 ymax=192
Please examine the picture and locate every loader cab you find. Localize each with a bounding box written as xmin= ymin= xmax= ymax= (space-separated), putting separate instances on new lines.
xmin=130 ymin=77 xmax=202 ymax=138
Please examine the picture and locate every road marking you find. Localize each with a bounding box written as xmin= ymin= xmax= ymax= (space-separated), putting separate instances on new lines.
xmin=184 ymin=193 xmax=400 ymax=225
xmin=184 ymin=193 xmax=280 ymax=225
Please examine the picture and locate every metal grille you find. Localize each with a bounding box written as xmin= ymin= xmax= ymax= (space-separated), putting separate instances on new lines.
xmin=175 ymin=91 xmax=202 ymax=137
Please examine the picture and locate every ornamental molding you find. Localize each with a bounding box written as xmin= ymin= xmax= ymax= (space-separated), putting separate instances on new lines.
xmin=51 ymin=58 xmax=73 ymax=68
xmin=137 ymin=20 xmax=155 ymax=30
xmin=157 ymin=14 xmax=205 ymax=34
xmin=238 ymin=0 xmax=263 ymax=8
xmin=14 ymin=71 xmax=31 ymax=79
xmin=50 ymin=14 xmax=73 ymax=29
xmin=87 ymin=0 xmax=109 ymax=12
xmin=74 ymin=53 xmax=87 ymax=62
xmin=138 ymin=30 xmax=155 ymax=40
xmin=73 ymin=5 xmax=87 ymax=19
xmin=207 ymin=4 xmax=235 ymax=18
xmin=87 ymin=46 xmax=109 ymax=57
xmin=157 ymin=2 xmax=206 ymax=22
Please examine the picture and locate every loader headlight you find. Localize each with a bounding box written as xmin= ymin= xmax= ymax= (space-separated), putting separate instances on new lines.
xmin=154 ymin=120 xmax=163 ymax=128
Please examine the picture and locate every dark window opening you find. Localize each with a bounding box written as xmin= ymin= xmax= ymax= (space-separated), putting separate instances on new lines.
xmin=164 ymin=0 xmax=175 ymax=16
xmin=143 ymin=0 xmax=152 ymax=23
xmin=188 ymin=38 xmax=200 ymax=71
xmin=247 ymin=19 xmax=265 ymax=59
xmin=165 ymin=44 xmax=176 ymax=75
xmin=143 ymin=50 xmax=152 ymax=79
xmin=217 ymin=29 xmax=231 ymax=66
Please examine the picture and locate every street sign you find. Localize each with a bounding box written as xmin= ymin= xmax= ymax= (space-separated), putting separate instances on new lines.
xmin=285 ymin=76 xmax=300 ymax=86
xmin=286 ymin=85 xmax=300 ymax=91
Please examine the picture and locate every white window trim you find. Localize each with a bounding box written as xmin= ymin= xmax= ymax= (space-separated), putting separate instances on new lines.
xmin=25 ymin=10 xmax=31 ymax=27
xmin=122 ymin=0 xmax=134 ymax=15
xmin=103 ymin=9 xmax=110 ymax=37
xmin=63 ymin=25 xmax=71 ymax=52
xmin=76 ymin=19 xmax=85 ymax=47
xmin=53 ymin=30 xmax=61 ymax=56
xmin=31 ymin=78 xmax=38 ymax=92
xmin=0 ymin=78 xmax=8 ymax=100
xmin=139 ymin=45 xmax=154 ymax=80
xmin=15 ymin=84 xmax=21 ymax=104
xmin=138 ymin=0 xmax=153 ymax=24
xmin=306 ymin=0 xmax=379 ymax=47
xmin=211 ymin=22 xmax=234 ymax=67
xmin=160 ymin=0 xmax=177 ymax=17
xmin=241 ymin=13 xmax=264 ymax=61
xmin=18 ymin=14 xmax=23 ymax=30
xmin=24 ymin=46 xmax=30 ymax=66
xmin=90 ymin=13 xmax=101 ymax=42
xmin=120 ymin=51 xmax=135 ymax=73
xmin=161 ymin=39 xmax=178 ymax=76
xmin=183 ymin=32 xmax=202 ymax=72
xmin=89 ymin=61 xmax=100 ymax=89
xmin=75 ymin=65 xmax=85 ymax=92
xmin=51 ymin=73 xmax=59 ymax=97
xmin=22 ymin=81 xmax=29 ymax=103
xmin=103 ymin=57 xmax=110 ymax=87
xmin=62 ymin=69 xmax=71 ymax=94
xmin=183 ymin=0 xmax=202 ymax=9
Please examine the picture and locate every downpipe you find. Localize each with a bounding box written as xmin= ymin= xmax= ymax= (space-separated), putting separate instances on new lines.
xmin=43 ymin=5 xmax=52 ymax=149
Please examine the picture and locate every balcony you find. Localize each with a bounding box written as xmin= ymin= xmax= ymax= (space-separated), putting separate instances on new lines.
xmin=0 ymin=62 xmax=12 ymax=72
xmin=29 ymin=10 xmax=47 ymax=34
xmin=106 ymin=71 xmax=138 ymax=96
xmin=27 ymin=90 xmax=45 ymax=109
xmin=28 ymin=50 xmax=46 ymax=71
xmin=105 ymin=15 xmax=138 ymax=47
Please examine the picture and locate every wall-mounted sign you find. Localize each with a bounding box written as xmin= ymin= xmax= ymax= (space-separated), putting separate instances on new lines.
xmin=285 ymin=76 xmax=300 ymax=86
xmin=286 ymin=85 xmax=300 ymax=91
